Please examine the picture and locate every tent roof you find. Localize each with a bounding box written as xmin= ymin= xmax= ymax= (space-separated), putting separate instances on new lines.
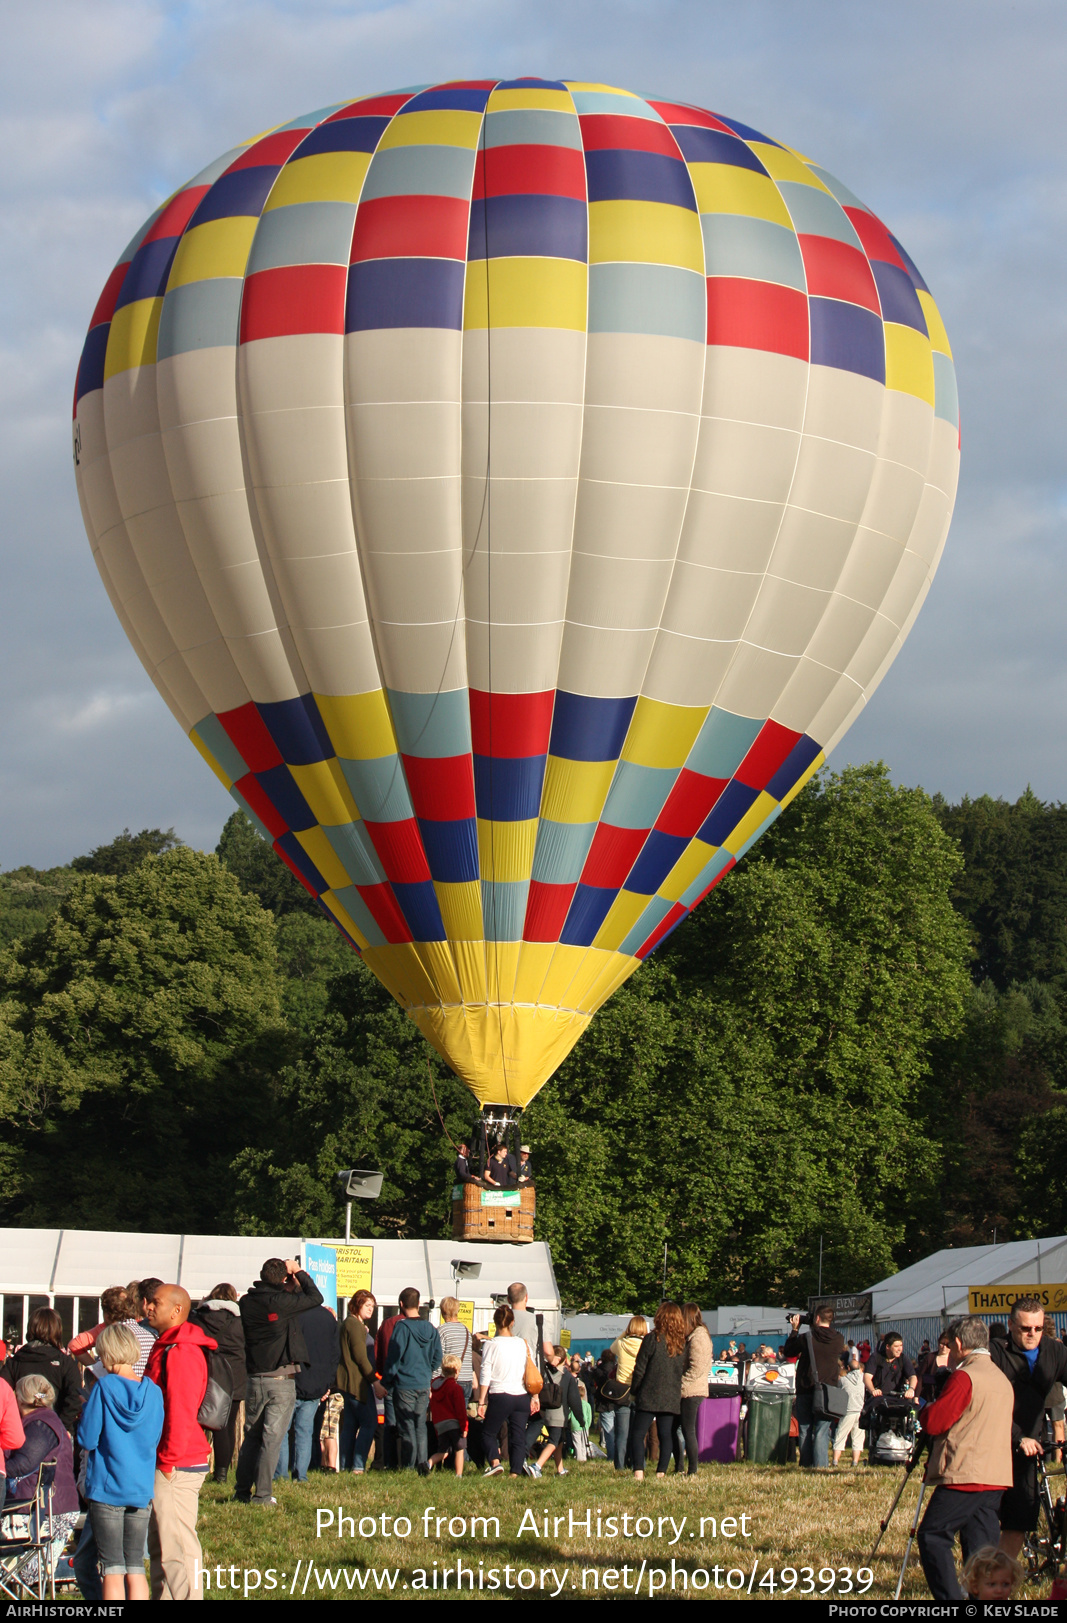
xmin=0 ymin=1229 xmax=560 ymax=1311
xmin=865 ymin=1235 xmax=1067 ymax=1320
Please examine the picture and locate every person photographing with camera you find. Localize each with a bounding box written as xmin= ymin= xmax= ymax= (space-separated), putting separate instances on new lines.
xmin=235 ymin=1257 xmax=323 ymax=1507
xmin=783 ymin=1303 xmax=845 ymax=1469
xmin=990 ymin=1296 xmax=1067 ymax=1561
xmin=916 ymin=1316 xmax=1014 ymax=1601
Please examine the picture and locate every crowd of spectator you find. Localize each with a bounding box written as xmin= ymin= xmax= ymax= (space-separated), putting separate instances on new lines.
xmin=2 ymin=1270 xmax=1065 ymax=1603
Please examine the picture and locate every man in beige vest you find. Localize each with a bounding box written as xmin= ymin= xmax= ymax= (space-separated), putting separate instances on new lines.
xmin=917 ymin=1316 xmax=1013 ymax=1600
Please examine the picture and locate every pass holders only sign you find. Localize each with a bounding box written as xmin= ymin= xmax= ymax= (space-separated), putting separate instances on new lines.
xmin=968 ymin=1283 xmax=1067 ymax=1313
xmin=303 ymin=1244 xmax=338 ymax=1314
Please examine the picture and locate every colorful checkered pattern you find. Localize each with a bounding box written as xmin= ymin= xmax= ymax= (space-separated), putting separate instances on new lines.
xmin=73 ymin=80 xmax=959 ymax=1109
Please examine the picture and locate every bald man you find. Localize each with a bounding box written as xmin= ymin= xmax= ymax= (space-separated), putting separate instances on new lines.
xmin=144 ymin=1283 xmax=218 ymax=1602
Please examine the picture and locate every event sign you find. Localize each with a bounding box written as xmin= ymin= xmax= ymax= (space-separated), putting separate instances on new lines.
xmin=302 ymin=1243 xmax=338 ymax=1313
xmin=456 ymin=1301 xmax=474 ymax=1332
xmin=335 ymin=1245 xmax=374 ymax=1297
xmin=806 ymin=1293 xmax=873 ymax=1324
xmin=482 ymin=1190 xmax=521 ymax=1207
xmin=967 ymin=1284 xmax=1067 ymax=1313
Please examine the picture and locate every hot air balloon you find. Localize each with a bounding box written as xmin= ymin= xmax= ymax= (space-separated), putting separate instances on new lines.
xmin=73 ymin=79 xmax=959 ymax=1162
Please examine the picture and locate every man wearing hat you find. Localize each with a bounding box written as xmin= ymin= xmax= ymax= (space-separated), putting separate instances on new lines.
xmin=513 ymin=1145 xmax=535 ymax=1188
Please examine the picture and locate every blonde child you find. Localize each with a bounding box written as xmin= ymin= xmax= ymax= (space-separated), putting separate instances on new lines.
xmin=960 ymin=1546 xmax=1024 ymax=1601
xmin=428 ymin=1355 xmax=467 ymax=1476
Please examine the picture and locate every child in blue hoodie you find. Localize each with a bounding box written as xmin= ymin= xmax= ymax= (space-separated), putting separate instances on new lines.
xmin=78 ymin=1322 xmax=165 ymax=1601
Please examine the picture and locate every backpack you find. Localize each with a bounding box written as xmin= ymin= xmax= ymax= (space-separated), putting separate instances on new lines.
xmin=161 ymin=1342 xmax=234 ymax=1431
xmin=541 ymin=1367 xmax=565 ymax=1409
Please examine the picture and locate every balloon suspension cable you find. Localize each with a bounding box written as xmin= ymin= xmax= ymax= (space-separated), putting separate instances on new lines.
xmin=427 ymin=1057 xmax=462 ymax=1154
xmin=478 ymin=1104 xmax=524 ymax=1176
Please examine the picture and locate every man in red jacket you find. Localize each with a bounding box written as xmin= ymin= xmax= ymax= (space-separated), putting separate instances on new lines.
xmin=916 ymin=1316 xmax=1014 ymax=1600
xmin=144 ymin=1284 xmax=217 ymax=1602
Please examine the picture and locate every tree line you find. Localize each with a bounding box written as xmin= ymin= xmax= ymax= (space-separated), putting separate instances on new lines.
xmin=1 ymin=768 xmax=1064 ymax=1312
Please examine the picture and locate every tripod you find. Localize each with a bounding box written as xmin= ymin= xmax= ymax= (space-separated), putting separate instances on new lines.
xmin=867 ymin=1435 xmax=930 ymax=1598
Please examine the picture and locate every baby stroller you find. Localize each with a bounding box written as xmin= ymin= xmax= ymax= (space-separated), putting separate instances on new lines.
xmin=864 ymin=1396 xmax=919 ymax=1465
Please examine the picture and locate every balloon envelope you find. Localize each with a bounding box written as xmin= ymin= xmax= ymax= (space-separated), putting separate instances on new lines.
xmin=73 ymin=79 xmax=959 ymax=1109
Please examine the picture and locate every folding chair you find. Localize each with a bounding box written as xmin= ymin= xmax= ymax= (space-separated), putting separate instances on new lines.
xmin=0 ymin=1461 xmax=57 ymax=1601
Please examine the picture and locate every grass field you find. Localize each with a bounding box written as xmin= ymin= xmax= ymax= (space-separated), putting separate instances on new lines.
xmin=181 ymin=1460 xmax=1060 ymax=1602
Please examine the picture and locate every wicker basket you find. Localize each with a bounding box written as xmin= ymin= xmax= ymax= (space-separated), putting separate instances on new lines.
xmin=451 ymin=1182 xmax=535 ymax=1243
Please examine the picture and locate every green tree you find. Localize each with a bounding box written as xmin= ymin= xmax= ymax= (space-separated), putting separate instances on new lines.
xmin=1015 ymin=1100 xmax=1067 ymax=1235
xmin=71 ymin=826 xmax=182 ymax=876
xmin=0 ymin=863 xmax=76 ymax=947
xmin=526 ymin=765 xmax=972 ymax=1310
xmin=933 ymin=790 xmax=1067 ymax=997
xmin=229 ymin=960 xmax=472 ymax=1239
xmin=0 ymin=830 xmax=181 ymax=948
xmin=923 ymin=789 xmax=1067 ymax=1239
xmin=0 ymin=847 xmax=284 ymax=1231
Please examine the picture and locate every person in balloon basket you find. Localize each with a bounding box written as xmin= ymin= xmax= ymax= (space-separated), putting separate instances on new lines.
xmin=513 ymin=1145 xmax=535 ymax=1189
xmin=916 ymin=1316 xmax=1013 ymax=1602
xmin=482 ymin=1142 xmax=515 ymax=1190
xmin=989 ymin=1294 xmax=1067 ymax=1561
xmin=454 ymin=1141 xmax=483 ymax=1187
xmin=143 ymin=1283 xmax=217 ymax=1602
xmin=235 ymin=1257 xmax=323 ymax=1506
xmin=382 ymin=1288 xmax=443 ymax=1475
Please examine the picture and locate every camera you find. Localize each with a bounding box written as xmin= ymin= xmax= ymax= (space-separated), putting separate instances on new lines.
xmin=788 ymin=1311 xmax=813 ymax=1328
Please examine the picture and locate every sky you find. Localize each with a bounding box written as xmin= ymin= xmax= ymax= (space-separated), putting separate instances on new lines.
xmin=1 ymin=0 xmax=1064 ymax=869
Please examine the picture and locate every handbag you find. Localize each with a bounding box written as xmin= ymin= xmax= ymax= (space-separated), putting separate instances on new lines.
xmin=812 ymin=1381 xmax=850 ymax=1420
xmin=799 ymin=1325 xmax=849 ymax=1422
xmin=600 ymin=1377 xmax=630 ymax=1404
xmin=523 ymin=1347 xmax=543 ymax=1396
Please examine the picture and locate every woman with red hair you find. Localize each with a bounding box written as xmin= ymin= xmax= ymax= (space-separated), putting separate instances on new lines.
xmin=629 ymin=1302 xmax=686 ymax=1481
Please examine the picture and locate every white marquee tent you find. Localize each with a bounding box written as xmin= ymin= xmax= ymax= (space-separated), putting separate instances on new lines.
xmin=863 ymin=1234 xmax=1067 ymax=1352
xmin=0 ymin=1227 xmax=561 ymax=1346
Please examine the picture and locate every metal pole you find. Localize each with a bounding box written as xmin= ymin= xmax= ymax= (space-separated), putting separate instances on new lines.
xmin=895 ymin=1479 xmax=928 ymax=1599
xmin=868 ymin=1465 xmax=916 ymax=1563
xmin=345 ymin=1202 xmax=352 ymax=1244
xmin=818 ymin=1236 xmax=823 ymax=1297
xmin=662 ymin=1242 xmax=667 ymax=1299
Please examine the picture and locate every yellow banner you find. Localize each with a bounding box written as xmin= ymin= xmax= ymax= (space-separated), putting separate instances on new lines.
xmin=457 ymin=1301 xmax=474 ymax=1332
xmin=560 ymin=1329 xmax=571 ymax=1349
xmin=967 ymin=1284 xmax=1067 ymax=1314
xmin=334 ymin=1245 xmax=373 ymax=1299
